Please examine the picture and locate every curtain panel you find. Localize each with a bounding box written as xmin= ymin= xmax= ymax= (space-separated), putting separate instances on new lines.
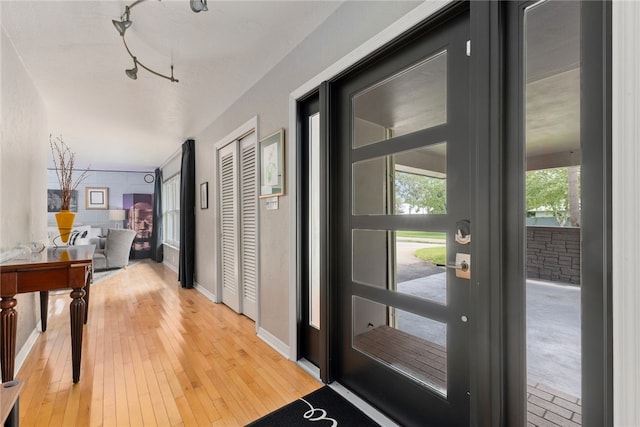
xmin=150 ymin=167 xmax=163 ymax=262
xmin=179 ymin=139 xmax=196 ymax=288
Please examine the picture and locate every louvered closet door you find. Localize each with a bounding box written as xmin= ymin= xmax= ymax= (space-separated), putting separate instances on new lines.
xmin=240 ymin=133 xmax=257 ymax=320
xmin=217 ymin=132 xmax=258 ymax=320
xmin=219 ymin=142 xmax=240 ymax=313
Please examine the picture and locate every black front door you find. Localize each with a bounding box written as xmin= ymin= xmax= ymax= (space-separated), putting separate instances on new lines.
xmin=332 ymin=7 xmax=471 ymax=426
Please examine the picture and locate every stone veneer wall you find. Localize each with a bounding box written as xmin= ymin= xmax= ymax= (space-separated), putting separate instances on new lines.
xmin=527 ymin=226 xmax=581 ymax=285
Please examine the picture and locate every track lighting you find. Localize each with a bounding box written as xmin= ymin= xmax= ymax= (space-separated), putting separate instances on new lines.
xmin=113 ymin=0 xmax=206 ymax=83
xmin=112 ymin=6 xmax=131 ymax=36
xmin=190 ymin=0 xmax=208 ymax=13
xmin=125 ymin=58 xmax=138 ymax=80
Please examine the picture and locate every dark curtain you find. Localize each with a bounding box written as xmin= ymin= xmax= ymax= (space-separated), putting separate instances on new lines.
xmin=150 ymin=168 xmax=164 ymax=262
xmin=179 ymin=139 xmax=196 ymax=288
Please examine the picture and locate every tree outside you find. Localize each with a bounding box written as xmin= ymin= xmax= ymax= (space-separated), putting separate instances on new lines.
xmin=526 ymin=166 xmax=581 ymax=227
xmin=394 ymin=171 xmax=446 ymax=214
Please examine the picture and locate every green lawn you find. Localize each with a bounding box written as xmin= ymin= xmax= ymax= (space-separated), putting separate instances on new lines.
xmin=415 ymin=246 xmax=446 ymax=265
xmin=396 ymin=231 xmax=446 ymax=240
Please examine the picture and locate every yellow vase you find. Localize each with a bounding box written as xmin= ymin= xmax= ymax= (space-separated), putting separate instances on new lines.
xmin=55 ymin=210 xmax=76 ymax=243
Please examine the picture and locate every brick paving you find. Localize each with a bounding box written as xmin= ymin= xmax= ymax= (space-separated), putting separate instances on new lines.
xmin=528 ymin=382 xmax=582 ymax=426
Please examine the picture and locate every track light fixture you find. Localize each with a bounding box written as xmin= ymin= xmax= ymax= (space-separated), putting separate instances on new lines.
xmin=112 ymin=6 xmax=132 ymax=36
xmin=113 ymin=0 xmax=206 ymax=83
xmin=125 ymin=58 xmax=138 ymax=80
xmin=190 ymin=0 xmax=208 ymax=13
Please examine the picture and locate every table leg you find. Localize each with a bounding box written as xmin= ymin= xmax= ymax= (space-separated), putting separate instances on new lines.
xmin=40 ymin=291 xmax=49 ymax=332
xmin=69 ymin=287 xmax=86 ymax=383
xmin=83 ymin=270 xmax=91 ymax=325
xmin=0 ymin=296 xmax=17 ymax=383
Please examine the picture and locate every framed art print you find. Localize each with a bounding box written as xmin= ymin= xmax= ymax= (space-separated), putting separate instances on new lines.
xmin=259 ymin=129 xmax=285 ymax=197
xmin=85 ymin=187 xmax=109 ymax=210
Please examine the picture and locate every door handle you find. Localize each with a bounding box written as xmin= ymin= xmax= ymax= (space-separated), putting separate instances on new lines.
xmin=438 ymin=260 xmax=469 ymax=272
xmin=437 ymin=253 xmax=470 ymax=279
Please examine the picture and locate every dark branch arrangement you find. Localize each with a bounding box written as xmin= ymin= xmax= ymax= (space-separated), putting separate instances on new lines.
xmin=49 ymin=134 xmax=91 ymax=210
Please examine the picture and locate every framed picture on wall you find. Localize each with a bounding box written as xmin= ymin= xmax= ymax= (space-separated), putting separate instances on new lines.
xmin=48 ymin=189 xmax=78 ymax=212
xmin=259 ymin=128 xmax=285 ymax=197
xmin=85 ymin=187 xmax=109 ymax=209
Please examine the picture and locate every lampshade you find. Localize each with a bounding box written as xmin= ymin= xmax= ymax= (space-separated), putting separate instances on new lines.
xmin=109 ymin=210 xmax=126 ymax=221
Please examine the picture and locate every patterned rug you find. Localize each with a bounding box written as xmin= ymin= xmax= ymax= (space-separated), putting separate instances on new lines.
xmin=246 ymin=386 xmax=380 ymax=427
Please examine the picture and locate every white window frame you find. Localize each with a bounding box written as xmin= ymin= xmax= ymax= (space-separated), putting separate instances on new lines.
xmin=162 ymin=173 xmax=180 ymax=247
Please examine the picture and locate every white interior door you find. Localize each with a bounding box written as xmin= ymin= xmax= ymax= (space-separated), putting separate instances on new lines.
xmin=240 ymin=133 xmax=258 ymax=319
xmin=217 ymin=132 xmax=258 ymax=320
xmin=219 ymin=142 xmax=240 ymax=313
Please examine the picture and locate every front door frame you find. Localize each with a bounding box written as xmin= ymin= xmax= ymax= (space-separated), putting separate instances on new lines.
xmin=289 ymin=1 xmax=611 ymax=425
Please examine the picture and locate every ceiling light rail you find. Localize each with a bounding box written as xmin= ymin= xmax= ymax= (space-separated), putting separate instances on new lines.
xmin=112 ymin=0 xmax=208 ymax=83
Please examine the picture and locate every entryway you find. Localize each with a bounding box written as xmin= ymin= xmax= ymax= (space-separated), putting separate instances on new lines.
xmin=295 ymin=1 xmax=610 ymax=426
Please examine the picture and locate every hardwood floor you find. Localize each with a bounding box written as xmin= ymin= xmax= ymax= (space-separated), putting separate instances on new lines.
xmin=16 ymin=260 xmax=321 ymax=426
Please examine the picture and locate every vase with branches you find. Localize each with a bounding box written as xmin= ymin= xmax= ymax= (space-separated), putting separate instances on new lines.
xmin=50 ymin=134 xmax=90 ymax=243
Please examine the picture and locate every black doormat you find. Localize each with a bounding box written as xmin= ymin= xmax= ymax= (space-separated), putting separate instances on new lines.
xmin=246 ymin=386 xmax=381 ymax=426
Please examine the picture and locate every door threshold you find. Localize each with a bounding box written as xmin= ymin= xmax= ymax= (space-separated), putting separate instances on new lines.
xmin=296 ymin=359 xmax=399 ymax=426
xmin=328 ymin=382 xmax=400 ymax=427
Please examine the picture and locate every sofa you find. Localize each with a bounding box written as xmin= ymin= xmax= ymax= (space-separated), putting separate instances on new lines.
xmin=47 ymin=225 xmax=102 ymax=246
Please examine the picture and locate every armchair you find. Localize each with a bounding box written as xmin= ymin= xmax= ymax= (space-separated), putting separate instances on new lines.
xmin=90 ymin=228 xmax=136 ymax=271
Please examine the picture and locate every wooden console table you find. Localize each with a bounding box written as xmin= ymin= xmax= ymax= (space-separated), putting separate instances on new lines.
xmin=0 ymin=246 xmax=94 ymax=384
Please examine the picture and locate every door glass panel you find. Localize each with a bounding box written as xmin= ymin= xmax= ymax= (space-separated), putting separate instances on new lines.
xmin=352 ymin=296 xmax=447 ymax=396
xmin=396 ymin=233 xmax=447 ymax=305
xmin=352 ymin=51 xmax=447 ymax=148
xmin=524 ymin=1 xmax=582 ymax=424
xmin=353 ymin=229 xmax=447 ymax=305
xmin=309 ymin=112 xmax=321 ymax=329
xmin=353 ymin=143 xmax=447 ymax=216
xmin=352 ymin=229 xmax=388 ymax=289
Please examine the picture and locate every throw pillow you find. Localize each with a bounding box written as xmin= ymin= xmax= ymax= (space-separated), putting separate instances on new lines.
xmin=68 ymin=230 xmax=88 ymax=245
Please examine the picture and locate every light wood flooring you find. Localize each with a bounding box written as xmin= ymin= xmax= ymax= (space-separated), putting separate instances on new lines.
xmin=16 ymin=260 xmax=321 ymax=426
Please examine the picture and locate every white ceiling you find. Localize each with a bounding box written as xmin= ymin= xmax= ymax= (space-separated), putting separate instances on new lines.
xmin=1 ymin=0 xmax=343 ymax=171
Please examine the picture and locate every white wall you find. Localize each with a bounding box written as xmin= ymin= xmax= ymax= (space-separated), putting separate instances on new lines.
xmin=0 ymin=25 xmax=48 ymax=365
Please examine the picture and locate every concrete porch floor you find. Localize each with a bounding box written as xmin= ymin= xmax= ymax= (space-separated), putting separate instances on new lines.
xmin=395 ymin=241 xmax=581 ymax=426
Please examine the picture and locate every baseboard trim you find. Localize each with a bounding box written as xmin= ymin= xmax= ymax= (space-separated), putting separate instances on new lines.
xmin=194 ymin=282 xmax=216 ymax=303
xmin=15 ymin=327 xmax=40 ymax=376
xmin=257 ymin=327 xmax=290 ymax=360
xmin=162 ymin=260 xmax=178 ymax=273
xmin=297 ymin=359 xmax=321 ymax=381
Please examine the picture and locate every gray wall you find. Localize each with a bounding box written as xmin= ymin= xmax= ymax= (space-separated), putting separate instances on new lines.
xmin=1 ymin=26 xmax=48 ymax=362
xmin=191 ymin=1 xmax=421 ymax=345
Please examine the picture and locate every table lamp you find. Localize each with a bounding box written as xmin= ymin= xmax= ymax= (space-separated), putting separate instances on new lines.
xmin=108 ymin=209 xmax=126 ymax=229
